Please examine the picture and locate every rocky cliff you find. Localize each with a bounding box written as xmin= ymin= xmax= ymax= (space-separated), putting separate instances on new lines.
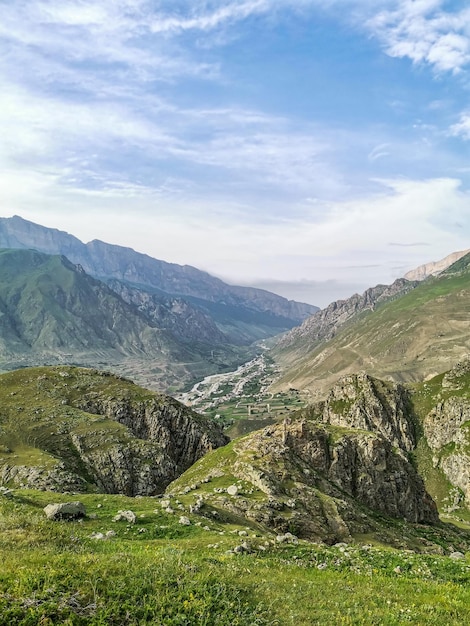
xmin=168 ymin=420 xmax=437 ymax=544
xmin=311 ymin=373 xmax=417 ymax=453
xmin=0 ymin=366 xmax=228 ymax=495
xmin=168 ymin=372 xmax=438 ymax=543
xmin=277 ymin=278 xmax=418 ymax=354
xmin=404 ymin=249 xmax=470 ymax=281
xmin=414 ymin=359 xmax=470 ymax=510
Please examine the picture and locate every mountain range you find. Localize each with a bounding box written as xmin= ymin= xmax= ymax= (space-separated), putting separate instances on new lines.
xmin=273 ymin=251 xmax=470 ymax=396
xmin=0 ymin=216 xmax=318 ymax=390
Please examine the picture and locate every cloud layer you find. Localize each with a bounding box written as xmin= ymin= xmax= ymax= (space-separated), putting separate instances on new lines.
xmin=0 ymin=1 xmax=469 ymax=306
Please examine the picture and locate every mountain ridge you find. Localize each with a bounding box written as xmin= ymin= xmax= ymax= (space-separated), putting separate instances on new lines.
xmin=0 ymin=216 xmax=317 ymax=333
xmin=273 ymin=253 xmax=470 ymax=396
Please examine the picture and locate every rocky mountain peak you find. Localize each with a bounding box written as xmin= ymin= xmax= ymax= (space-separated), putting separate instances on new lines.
xmin=404 ymin=249 xmax=470 ymax=281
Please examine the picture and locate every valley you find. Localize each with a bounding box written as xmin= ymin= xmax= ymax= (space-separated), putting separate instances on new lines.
xmin=177 ymin=352 xmax=309 ymax=436
xmin=1 ymin=219 xmax=470 ymax=623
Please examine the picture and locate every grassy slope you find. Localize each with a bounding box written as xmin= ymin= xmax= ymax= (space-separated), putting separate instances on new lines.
xmin=0 ymin=249 xmax=253 ymax=391
xmin=0 ymin=366 xmax=214 ymax=490
xmin=274 ymin=270 xmax=470 ymax=395
xmin=2 ymin=489 xmax=470 ymax=625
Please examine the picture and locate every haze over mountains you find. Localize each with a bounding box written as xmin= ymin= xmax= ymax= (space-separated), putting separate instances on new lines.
xmin=274 ymin=251 xmax=470 ymax=396
xmin=0 ymin=215 xmax=318 ymax=390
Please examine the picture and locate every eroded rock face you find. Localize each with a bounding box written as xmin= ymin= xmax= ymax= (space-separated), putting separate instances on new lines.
xmin=0 ymin=367 xmax=228 ymax=496
xmin=169 ymin=418 xmax=438 ymax=544
xmin=72 ymin=393 xmax=228 ymax=480
xmin=424 ymin=398 xmax=470 ymax=450
xmin=423 ymin=395 xmax=470 ymax=505
xmin=317 ymin=373 xmax=416 ymax=453
xmin=0 ymin=463 xmax=87 ymax=492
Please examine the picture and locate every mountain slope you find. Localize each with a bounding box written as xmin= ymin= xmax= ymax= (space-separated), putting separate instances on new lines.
xmin=0 ymin=248 xmax=246 ymax=389
xmin=273 ymin=253 xmax=470 ymax=395
xmin=277 ymin=277 xmax=419 ymax=358
xmin=0 ymin=216 xmax=318 ymax=344
xmin=0 ymin=366 xmax=228 ymax=494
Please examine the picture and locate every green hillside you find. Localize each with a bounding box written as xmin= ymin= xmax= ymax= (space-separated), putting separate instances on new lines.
xmin=274 ymin=259 xmax=470 ymax=395
xmin=0 ymin=248 xmax=250 ymax=390
xmin=0 ymin=365 xmax=227 ymax=494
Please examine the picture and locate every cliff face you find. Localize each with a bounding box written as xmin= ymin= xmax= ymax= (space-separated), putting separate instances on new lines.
xmin=314 ymin=373 xmax=416 ymax=453
xmin=404 ymin=249 xmax=470 ymax=281
xmin=168 ymin=372 xmax=438 ymax=543
xmin=418 ymin=360 xmax=470 ymax=508
xmin=0 ymin=366 xmax=228 ymax=495
xmin=168 ymin=419 xmax=437 ymax=544
xmin=277 ymin=278 xmax=418 ymax=353
xmin=71 ymin=392 xmax=228 ymax=480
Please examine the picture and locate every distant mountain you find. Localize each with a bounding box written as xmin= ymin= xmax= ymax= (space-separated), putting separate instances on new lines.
xmin=273 ymin=252 xmax=470 ymax=395
xmin=404 ymin=249 xmax=470 ymax=281
xmin=276 ymin=277 xmax=419 ymax=359
xmin=0 ymin=248 xmax=246 ymax=389
xmin=0 ymin=216 xmax=318 ymax=345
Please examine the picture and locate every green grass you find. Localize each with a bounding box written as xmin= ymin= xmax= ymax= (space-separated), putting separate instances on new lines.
xmin=274 ymin=268 xmax=470 ymax=394
xmin=2 ymin=489 xmax=470 ymax=625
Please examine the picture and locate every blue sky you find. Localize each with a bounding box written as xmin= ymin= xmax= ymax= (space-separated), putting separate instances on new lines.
xmin=0 ymin=0 xmax=469 ymax=306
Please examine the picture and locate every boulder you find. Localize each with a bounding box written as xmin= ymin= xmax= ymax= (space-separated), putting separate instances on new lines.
xmin=113 ymin=510 xmax=136 ymax=523
xmin=44 ymin=501 xmax=86 ymax=520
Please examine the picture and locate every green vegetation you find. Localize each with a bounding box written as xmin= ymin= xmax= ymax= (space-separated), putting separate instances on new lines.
xmin=2 ymin=489 xmax=470 ymax=625
xmin=274 ymin=265 xmax=470 ymax=394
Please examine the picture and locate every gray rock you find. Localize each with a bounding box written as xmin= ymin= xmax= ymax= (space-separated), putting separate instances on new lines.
xmin=179 ymin=516 xmax=191 ymax=526
xmin=227 ymin=485 xmax=239 ymax=496
xmin=44 ymin=501 xmax=86 ymax=520
xmin=113 ymin=510 xmax=136 ymax=524
xmin=449 ymin=551 xmax=465 ymax=560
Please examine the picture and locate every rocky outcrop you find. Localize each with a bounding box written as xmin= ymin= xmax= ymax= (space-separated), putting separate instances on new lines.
xmin=424 ymin=398 xmax=470 ymax=450
xmin=44 ymin=501 xmax=86 ymax=520
xmin=0 ymin=366 xmax=228 ymax=495
xmin=312 ymin=373 xmax=416 ymax=452
xmin=0 ymin=462 xmax=87 ymax=492
xmin=404 ymin=249 xmax=470 ymax=281
xmin=277 ymin=278 xmax=418 ymax=352
xmin=71 ymin=392 xmax=228 ymax=479
xmin=168 ymin=417 xmax=437 ymax=544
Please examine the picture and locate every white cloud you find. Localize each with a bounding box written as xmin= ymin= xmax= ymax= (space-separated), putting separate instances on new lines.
xmin=5 ymin=175 xmax=468 ymax=308
xmin=365 ymin=1 xmax=470 ymax=74
xmin=450 ymin=112 xmax=470 ymax=141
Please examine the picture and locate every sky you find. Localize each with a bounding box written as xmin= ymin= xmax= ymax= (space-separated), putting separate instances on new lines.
xmin=0 ymin=0 xmax=469 ymax=308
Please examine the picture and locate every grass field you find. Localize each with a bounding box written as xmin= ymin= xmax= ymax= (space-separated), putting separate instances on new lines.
xmin=2 ymin=489 xmax=470 ymax=625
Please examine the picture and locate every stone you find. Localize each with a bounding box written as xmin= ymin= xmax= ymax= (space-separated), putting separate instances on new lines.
xmin=44 ymin=501 xmax=86 ymax=521
xmin=227 ymin=485 xmax=239 ymax=496
xmin=276 ymin=532 xmax=298 ymax=544
xmin=449 ymin=551 xmax=465 ymax=560
xmin=179 ymin=516 xmax=191 ymax=526
xmin=90 ymin=532 xmax=106 ymax=540
xmin=113 ymin=510 xmax=136 ymax=524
